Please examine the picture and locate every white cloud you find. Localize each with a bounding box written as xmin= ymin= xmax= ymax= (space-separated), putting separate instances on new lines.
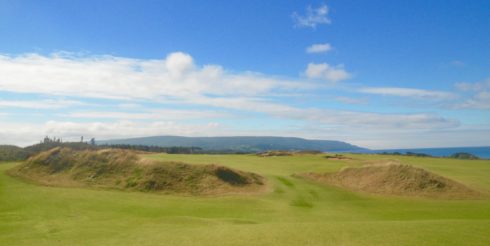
xmin=292 ymin=4 xmax=331 ymax=28
xmin=453 ymin=78 xmax=490 ymax=109
xmin=0 ymin=99 xmax=85 ymax=109
xmin=347 ymin=126 xmax=490 ymax=150
xmin=305 ymin=63 xmax=350 ymax=82
xmin=285 ymin=109 xmax=459 ymax=130
xmin=335 ymin=96 xmax=367 ymax=105
xmin=306 ymin=43 xmax=332 ymax=54
xmin=456 ymin=91 xmax=490 ymax=109
xmin=0 ymin=52 xmax=311 ymax=101
xmin=64 ymin=109 xmax=229 ymax=120
xmin=450 ymin=60 xmax=466 ymax=67
xmin=43 ymin=120 xmax=222 ymax=139
xmin=182 ymin=96 xmax=459 ymax=130
xmin=117 ymin=103 xmax=142 ymax=109
xmin=359 ymin=87 xmax=455 ymax=100
xmin=164 ymin=52 xmax=195 ymax=78
xmin=455 ymin=78 xmax=490 ymax=91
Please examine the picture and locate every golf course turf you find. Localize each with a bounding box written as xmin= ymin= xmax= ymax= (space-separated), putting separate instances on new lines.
xmin=1 ymin=153 xmax=489 ymax=245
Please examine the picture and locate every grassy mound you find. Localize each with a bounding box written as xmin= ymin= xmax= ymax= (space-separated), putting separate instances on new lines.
xmin=257 ymin=151 xmax=294 ymax=157
xmin=324 ymin=154 xmax=352 ymax=160
xmin=9 ymin=147 xmax=265 ymax=195
xmin=299 ymin=164 xmax=480 ymax=199
xmin=257 ymin=150 xmax=322 ymax=157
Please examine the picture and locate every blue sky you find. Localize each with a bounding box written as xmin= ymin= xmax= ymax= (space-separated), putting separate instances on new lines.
xmin=0 ymin=0 xmax=489 ymax=149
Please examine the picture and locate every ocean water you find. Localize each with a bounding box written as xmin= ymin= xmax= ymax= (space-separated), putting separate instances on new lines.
xmin=371 ymin=146 xmax=490 ymax=159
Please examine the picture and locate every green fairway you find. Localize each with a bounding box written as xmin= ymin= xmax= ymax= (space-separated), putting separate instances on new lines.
xmin=1 ymin=154 xmax=490 ymax=245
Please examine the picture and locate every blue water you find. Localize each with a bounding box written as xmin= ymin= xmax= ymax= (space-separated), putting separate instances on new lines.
xmin=369 ymin=146 xmax=490 ymax=159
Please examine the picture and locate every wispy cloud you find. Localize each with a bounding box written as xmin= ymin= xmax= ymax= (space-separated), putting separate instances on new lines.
xmin=180 ymin=96 xmax=459 ymax=130
xmin=455 ymin=78 xmax=490 ymax=91
xmin=450 ymin=60 xmax=466 ymax=67
xmin=454 ymin=78 xmax=490 ymax=109
xmin=64 ymin=109 xmax=229 ymax=120
xmin=335 ymin=96 xmax=367 ymax=105
xmin=117 ymin=103 xmax=142 ymax=109
xmin=306 ymin=43 xmax=332 ymax=54
xmin=305 ymin=63 xmax=351 ymax=82
xmin=456 ymin=91 xmax=490 ymax=109
xmin=282 ymin=109 xmax=459 ymax=130
xmin=292 ymin=4 xmax=331 ymax=28
xmin=359 ymin=87 xmax=455 ymax=100
xmin=0 ymin=99 xmax=85 ymax=109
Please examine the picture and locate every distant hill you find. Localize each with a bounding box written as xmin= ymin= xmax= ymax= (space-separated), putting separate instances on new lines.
xmin=97 ymin=136 xmax=366 ymax=153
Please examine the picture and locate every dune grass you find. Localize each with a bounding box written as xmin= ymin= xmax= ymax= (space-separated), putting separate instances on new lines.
xmin=1 ymin=153 xmax=490 ymax=245
xmin=9 ymin=148 xmax=265 ymax=195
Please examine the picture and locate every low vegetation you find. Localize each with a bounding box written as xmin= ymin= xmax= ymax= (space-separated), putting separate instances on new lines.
xmin=0 ymin=145 xmax=29 ymax=161
xmin=8 ymin=147 xmax=265 ymax=195
xmin=379 ymin=151 xmax=433 ymax=157
xmin=379 ymin=151 xmax=484 ymax=160
xmin=23 ymin=136 xmax=98 ymax=154
xmin=450 ymin=152 xmax=480 ymax=160
xmin=96 ymin=144 xmax=202 ymax=154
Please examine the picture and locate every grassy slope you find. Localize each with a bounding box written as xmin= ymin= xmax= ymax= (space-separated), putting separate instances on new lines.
xmin=1 ymin=154 xmax=490 ymax=245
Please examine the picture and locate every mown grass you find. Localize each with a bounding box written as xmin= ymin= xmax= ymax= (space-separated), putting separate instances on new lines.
xmin=1 ymin=153 xmax=490 ymax=245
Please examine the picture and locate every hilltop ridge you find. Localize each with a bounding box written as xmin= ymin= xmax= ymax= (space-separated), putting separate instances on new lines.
xmin=97 ymin=136 xmax=366 ymax=153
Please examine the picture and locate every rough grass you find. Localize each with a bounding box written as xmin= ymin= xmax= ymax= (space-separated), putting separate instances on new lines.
xmin=1 ymin=153 xmax=490 ymax=245
xmin=299 ymin=164 xmax=481 ymax=199
xmin=8 ymin=147 xmax=265 ymax=195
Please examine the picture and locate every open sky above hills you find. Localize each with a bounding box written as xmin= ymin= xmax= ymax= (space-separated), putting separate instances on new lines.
xmin=0 ymin=0 xmax=489 ymax=149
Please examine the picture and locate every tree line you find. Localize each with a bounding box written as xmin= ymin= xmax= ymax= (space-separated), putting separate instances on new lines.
xmin=0 ymin=136 xmax=203 ymax=162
